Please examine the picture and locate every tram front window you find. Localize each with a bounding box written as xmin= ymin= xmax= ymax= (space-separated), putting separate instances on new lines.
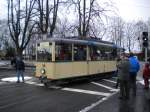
xmin=37 ymin=42 xmax=52 ymax=62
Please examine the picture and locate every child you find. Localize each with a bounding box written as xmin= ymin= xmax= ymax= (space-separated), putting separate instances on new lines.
xmin=143 ymin=63 xmax=150 ymax=89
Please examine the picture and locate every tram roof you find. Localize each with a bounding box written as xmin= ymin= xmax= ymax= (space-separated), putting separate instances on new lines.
xmin=37 ymin=37 xmax=122 ymax=49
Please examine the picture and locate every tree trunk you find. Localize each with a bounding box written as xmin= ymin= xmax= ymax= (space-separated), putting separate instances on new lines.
xmin=16 ymin=48 xmax=23 ymax=57
xmin=42 ymin=33 xmax=48 ymax=39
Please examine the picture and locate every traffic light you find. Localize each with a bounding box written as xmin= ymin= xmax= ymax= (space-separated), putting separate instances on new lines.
xmin=142 ymin=32 xmax=148 ymax=47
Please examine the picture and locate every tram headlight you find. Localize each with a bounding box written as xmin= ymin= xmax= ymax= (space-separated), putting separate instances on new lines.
xmin=41 ymin=68 xmax=46 ymax=74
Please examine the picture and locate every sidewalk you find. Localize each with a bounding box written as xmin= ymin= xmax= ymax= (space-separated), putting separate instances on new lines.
xmin=89 ymin=63 xmax=150 ymax=112
xmin=89 ymin=83 xmax=150 ymax=112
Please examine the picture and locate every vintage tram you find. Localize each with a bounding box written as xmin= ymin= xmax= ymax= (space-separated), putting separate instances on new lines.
xmin=35 ymin=37 xmax=122 ymax=86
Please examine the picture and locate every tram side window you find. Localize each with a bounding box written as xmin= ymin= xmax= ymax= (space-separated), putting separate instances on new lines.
xmin=37 ymin=43 xmax=52 ymax=62
xmin=55 ymin=44 xmax=72 ymax=61
xmin=74 ymin=45 xmax=86 ymax=61
xmin=90 ymin=46 xmax=101 ymax=61
xmin=101 ymin=48 xmax=114 ymax=60
xmin=89 ymin=46 xmax=115 ymax=61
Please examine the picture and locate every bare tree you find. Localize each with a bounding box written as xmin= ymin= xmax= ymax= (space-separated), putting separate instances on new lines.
xmin=70 ymin=0 xmax=116 ymax=38
xmin=36 ymin=0 xmax=60 ymax=38
xmin=147 ymin=18 xmax=150 ymax=33
xmin=108 ymin=17 xmax=125 ymax=47
xmin=8 ymin=0 xmax=36 ymax=57
xmin=124 ymin=22 xmax=137 ymax=52
xmin=55 ymin=17 xmax=72 ymax=37
xmin=90 ymin=21 xmax=107 ymax=39
xmin=0 ymin=19 xmax=11 ymax=50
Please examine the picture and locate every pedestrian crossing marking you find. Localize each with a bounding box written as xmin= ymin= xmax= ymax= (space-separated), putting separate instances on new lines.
xmin=1 ymin=76 xmax=32 ymax=82
xmin=0 ymin=76 xmax=119 ymax=97
xmin=62 ymin=88 xmax=111 ymax=96
xmin=25 ymin=81 xmax=44 ymax=86
xmin=102 ymin=79 xmax=117 ymax=84
xmin=79 ymin=92 xmax=118 ymax=112
xmin=91 ymin=82 xmax=118 ymax=92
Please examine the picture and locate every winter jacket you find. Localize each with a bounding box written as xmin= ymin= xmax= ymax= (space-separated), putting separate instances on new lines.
xmin=129 ymin=56 xmax=140 ymax=73
xmin=16 ymin=60 xmax=25 ymax=71
xmin=117 ymin=58 xmax=130 ymax=81
xmin=143 ymin=63 xmax=150 ymax=79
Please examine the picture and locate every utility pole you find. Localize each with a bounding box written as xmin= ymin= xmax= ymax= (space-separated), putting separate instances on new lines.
xmin=142 ymin=32 xmax=148 ymax=62
xmin=145 ymin=47 xmax=148 ymax=62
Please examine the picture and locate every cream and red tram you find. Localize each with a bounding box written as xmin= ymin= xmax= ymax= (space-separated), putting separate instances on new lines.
xmin=35 ymin=37 xmax=122 ymax=86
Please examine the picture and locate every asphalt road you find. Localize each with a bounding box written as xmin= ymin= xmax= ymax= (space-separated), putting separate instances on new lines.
xmin=0 ymin=62 xmax=149 ymax=112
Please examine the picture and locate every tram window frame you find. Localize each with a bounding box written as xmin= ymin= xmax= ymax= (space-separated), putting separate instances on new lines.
xmin=37 ymin=42 xmax=52 ymax=62
xmin=55 ymin=43 xmax=72 ymax=62
xmin=74 ymin=45 xmax=87 ymax=61
xmin=89 ymin=46 xmax=101 ymax=61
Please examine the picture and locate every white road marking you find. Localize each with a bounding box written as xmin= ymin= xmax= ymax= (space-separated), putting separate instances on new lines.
xmin=138 ymin=80 xmax=150 ymax=85
xmin=25 ymin=81 xmax=62 ymax=89
xmin=25 ymin=81 xmax=44 ymax=87
xmin=49 ymin=86 xmax=62 ymax=89
xmin=79 ymin=91 xmax=118 ymax=112
xmin=138 ymin=80 xmax=144 ymax=85
xmin=23 ymin=81 xmax=111 ymax=96
xmin=91 ymin=82 xmax=118 ymax=92
xmin=0 ymin=76 xmax=61 ymax=89
xmin=102 ymin=79 xmax=116 ymax=84
xmin=1 ymin=76 xmax=32 ymax=82
xmin=62 ymin=88 xmax=111 ymax=96
xmin=1 ymin=77 xmax=118 ymax=97
xmin=0 ymin=81 xmax=7 ymax=85
xmin=24 ymin=81 xmax=113 ymax=96
xmin=0 ymin=62 xmax=9 ymax=66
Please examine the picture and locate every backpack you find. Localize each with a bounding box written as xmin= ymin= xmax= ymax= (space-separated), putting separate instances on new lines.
xmin=129 ymin=57 xmax=140 ymax=73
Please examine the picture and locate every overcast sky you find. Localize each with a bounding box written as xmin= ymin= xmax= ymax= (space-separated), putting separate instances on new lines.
xmin=112 ymin=0 xmax=150 ymax=21
xmin=0 ymin=0 xmax=7 ymax=19
xmin=0 ymin=0 xmax=150 ymax=21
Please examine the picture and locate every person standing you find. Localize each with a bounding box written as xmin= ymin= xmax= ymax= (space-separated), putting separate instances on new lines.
xmin=11 ymin=57 xmax=16 ymax=68
xmin=129 ymin=52 xmax=140 ymax=96
xmin=117 ymin=54 xmax=130 ymax=99
xmin=16 ymin=57 xmax=25 ymax=83
xmin=143 ymin=63 xmax=150 ymax=89
xmin=115 ymin=57 xmax=121 ymax=88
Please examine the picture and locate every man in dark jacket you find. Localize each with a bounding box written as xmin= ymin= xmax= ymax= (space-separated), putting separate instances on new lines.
xmin=16 ymin=57 xmax=25 ymax=83
xmin=117 ymin=54 xmax=130 ymax=99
